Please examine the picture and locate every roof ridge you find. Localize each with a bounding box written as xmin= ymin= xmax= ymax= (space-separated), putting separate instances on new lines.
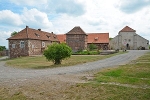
xmin=119 ymin=26 xmax=136 ymax=32
xmin=66 ymin=26 xmax=86 ymax=35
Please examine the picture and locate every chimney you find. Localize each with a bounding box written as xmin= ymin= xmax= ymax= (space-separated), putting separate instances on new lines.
xmin=51 ymin=32 xmax=53 ymax=34
xmin=26 ymin=26 xmax=28 ymax=38
xmin=26 ymin=26 xmax=29 ymax=28
xmin=38 ymin=29 xmax=41 ymax=31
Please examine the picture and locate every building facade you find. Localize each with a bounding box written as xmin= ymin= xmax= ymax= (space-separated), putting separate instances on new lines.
xmin=110 ymin=26 xmax=149 ymax=50
xmin=87 ymin=33 xmax=109 ymax=50
xmin=7 ymin=26 xmax=59 ymax=58
xmin=66 ymin=26 xmax=88 ymax=52
xmin=57 ymin=26 xmax=109 ymax=52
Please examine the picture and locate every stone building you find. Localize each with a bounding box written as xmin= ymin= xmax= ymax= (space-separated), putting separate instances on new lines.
xmin=7 ymin=26 xmax=59 ymax=58
xmin=57 ymin=26 xmax=109 ymax=52
xmin=110 ymin=26 xmax=149 ymax=50
xmin=87 ymin=33 xmax=109 ymax=50
xmin=66 ymin=26 xmax=88 ymax=52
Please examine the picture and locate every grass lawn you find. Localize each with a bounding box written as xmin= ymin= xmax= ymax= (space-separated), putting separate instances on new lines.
xmin=6 ymin=51 xmax=125 ymax=69
xmin=63 ymin=52 xmax=150 ymax=100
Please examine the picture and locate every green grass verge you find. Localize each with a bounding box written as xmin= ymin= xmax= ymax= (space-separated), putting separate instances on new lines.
xmin=6 ymin=51 xmax=125 ymax=69
xmin=62 ymin=52 xmax=150 ymax=100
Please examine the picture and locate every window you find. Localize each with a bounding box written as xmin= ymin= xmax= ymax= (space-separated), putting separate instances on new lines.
xmin=12 ymin=44 xmax=15 ymax=48
xmin=129 ymin=39 xmax=131 ymax=42
xmin=20 ymin=41 xmax=25 ymax=48
xmin=35 ymin=33 xmax=40 ymax=37
xmin=46 ymin=35 xmax=50 ymax=38
xmin=42 ymin=42 xmax=45 ymax=47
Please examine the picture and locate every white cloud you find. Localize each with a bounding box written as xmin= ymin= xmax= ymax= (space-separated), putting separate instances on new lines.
xmin=45 ymin=0 xmax=85 ymax=16
xmin=21 ymin=8 xmax=53 ymax=29
xmin=0 ymin=31 xmax=12 ymax=48
xmin=10 ymin=0 xmax=85 ymax=16
xmin=118 ymin=0 xmax=150 ymax=13
xmin=1 ymin=0 xmax=150 ymax=48
xmin=0 ymin=10 xmax=23 ymax=26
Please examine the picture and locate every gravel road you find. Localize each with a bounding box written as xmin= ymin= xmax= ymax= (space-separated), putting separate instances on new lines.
xmin=0 ymin=50 xmax=149 ymax=83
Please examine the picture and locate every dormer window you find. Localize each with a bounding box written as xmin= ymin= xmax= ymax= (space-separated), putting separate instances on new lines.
xmin=53 ymin=35 xmax=56 ymax=38
xmin=94 ymin=37 xmax=98 ymax=40
xmin=46 ymin=35 xmax=50 ymax=38
xmin=35 ymin=33 xmax=40 ymax=37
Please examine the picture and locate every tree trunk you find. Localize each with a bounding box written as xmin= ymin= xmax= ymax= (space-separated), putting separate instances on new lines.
xmin=54 ymin=59 xmax=61 ymax=65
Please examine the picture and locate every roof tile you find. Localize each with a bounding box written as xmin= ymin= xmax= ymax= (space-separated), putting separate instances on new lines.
xmin=87 ymin=33 xmax=109 ymax=43
xmin=120 ymin=26 xmax=136 ymax=32
xmin=57 ymin=34 xmax=66 ymax=43
xmin=7 ymin=26 xmax=59 ymax=42
xmin=66 ymin=26 xmax=87 ymax=35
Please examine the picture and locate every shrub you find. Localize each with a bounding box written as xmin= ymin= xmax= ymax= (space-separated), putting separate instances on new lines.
xmin=43 ymin=43 xmax=72 ymax=65
xmin=89 ymin=44 xmax=97 ymax=51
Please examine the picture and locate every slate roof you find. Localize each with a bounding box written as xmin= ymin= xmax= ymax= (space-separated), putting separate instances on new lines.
xmin=87 ymin=33 xmax=109 ymax=43
xmin=57 ymin=34 xmax=66 ymax=43
xmin=119 ymin=26 xmax=136 ymax=32
xmin=66 ymin=26 xmax=87 ymax=35
xmin=7 ymin=26 xmax=59 ymax=42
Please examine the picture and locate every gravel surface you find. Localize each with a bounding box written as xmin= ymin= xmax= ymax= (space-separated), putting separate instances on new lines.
xmin=0 ymin=50 xmax=149 ymax=83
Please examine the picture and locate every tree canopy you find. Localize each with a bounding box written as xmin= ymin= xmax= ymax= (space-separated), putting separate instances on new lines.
xmin=0 ymin=46 xmax=6 ymax=51
xmin=11 ymin=31 xmax=18 ymax=36
xmin=43 ymin=43 xmax=72 ymax=65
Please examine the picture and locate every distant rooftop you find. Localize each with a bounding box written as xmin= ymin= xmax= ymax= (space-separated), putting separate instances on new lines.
xmin=119 ymin=26 xmax=136 ymax=32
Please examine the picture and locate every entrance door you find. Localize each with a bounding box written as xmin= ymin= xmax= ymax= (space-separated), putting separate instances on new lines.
xmin=126 ymin=43 xmax=130 ymax=50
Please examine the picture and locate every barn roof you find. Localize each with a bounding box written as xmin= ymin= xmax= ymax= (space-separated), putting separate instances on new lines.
xmin=56 ymin=34 xmax=66 ymax=43
xmin=7 ymin=26 xmax=59 ymax=42
xmin=119 ymin=26 xmax=136 ymax=32
xmin=87 ymin=33 xmax=109 ymax=43
xmin=66 ymin=26 xmax=87 ymax=35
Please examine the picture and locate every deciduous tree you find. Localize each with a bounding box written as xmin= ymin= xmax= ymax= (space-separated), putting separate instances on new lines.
xmin=43 ymin=43 xmax=72 ymax=65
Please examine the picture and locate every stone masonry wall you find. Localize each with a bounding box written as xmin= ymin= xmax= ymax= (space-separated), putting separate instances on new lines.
xmin=66 ymin=34 xmax=87 ymax=52
xmin=9 ymin=40 xmax=29 ymax=58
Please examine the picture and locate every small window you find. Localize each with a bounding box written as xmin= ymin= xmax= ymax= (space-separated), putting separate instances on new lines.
xmin=46 ymin=35 xmax=50 ymax=38
xmin=53 ymin=36 xmax=56 ymax=38
xmin=12 ymin=44 xmax=15 ymax=48
xmin=20 ymin=41 xmax=25 ymax=48
xmin=42 ymin=42 xmax=45 ymax=47
xmin=35 ymin=33 xmax=40 ymax=37
xmin=129 ymin=39 xmax=131 ymax=42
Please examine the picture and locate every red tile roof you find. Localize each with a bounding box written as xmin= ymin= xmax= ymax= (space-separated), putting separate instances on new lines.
xmin=87 ymin=33 xmax=109 ymax=43
xmin=120 ymin=26 xmax=136 ymax=32
xmin=66 ymin=26 xmax=87 ymax=35
xmin=7 ymin=26 xmax=59 ymax=42
xmin=56 ymin=34 xmax=66 ymax=43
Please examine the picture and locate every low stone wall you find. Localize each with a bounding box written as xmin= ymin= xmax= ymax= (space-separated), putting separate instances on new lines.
xmin=0 ymin=50 xmax=8 ymax=56
xmin=100 ymin=50 xmax=118 ymax=55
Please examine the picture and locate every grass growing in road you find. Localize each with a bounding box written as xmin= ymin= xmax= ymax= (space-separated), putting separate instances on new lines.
xmin=6 ymin=52 xmax=124 ymax=69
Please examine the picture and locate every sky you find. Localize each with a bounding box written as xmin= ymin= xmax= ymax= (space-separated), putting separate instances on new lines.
xmin=0 ymin=0 xmax=150 ymax=48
